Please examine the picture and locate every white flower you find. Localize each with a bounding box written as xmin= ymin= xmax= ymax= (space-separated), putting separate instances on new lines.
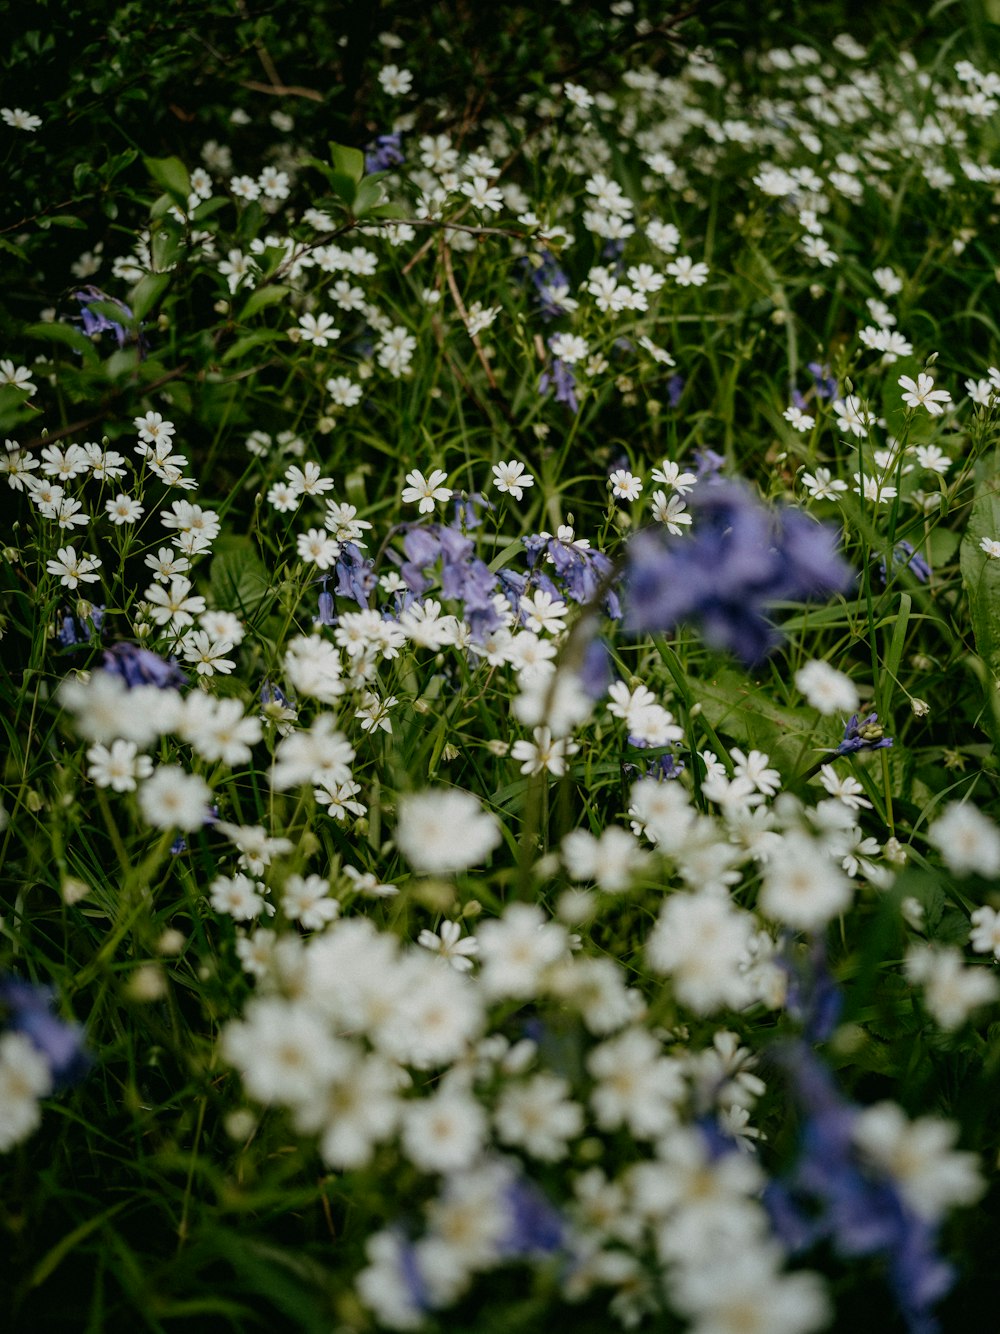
xmin=401 ymin=468 xmax=451 ymax=513
xmin=853 ymin=1103 xmax=984 ymax=1222
xmin=210 ymin=872 xmax=268 ymax=921
xmin=511 ymin=725 xmax=577 ymax=776
xmin=833 ymin=395 xmax=876 ymax=437
xmin=760 ymin=833 xmax=852 ymax=929
xmin=647 ymin=893 xmax=755 ymax=1013
xmin=0 ymin=1032 xmax=52 ymax=1153
xmin=417 ymin=920 xmax=479 ymax=972
xmin=86 ymin=740 xmax=153 ymax=792
xmin=969 ymin=906 xmax=1000 ymax=958
xmin=297 ymin=312 xmax=339 ymax=347
xmin=905 ymin=944 xmax=999 ymax=1029
xmin=979 ymin=536 xmax=1000 ymax=559
xmin=927 ymin=802 xmax=1000 ymax=877
xmin=650 ymin=490 xmax=691 ymax=533
xmin=1 ymin=107 xmax=43 ymax=132
xmin=378 ymin=64 xmax=413 ymax=95
xmin=492 ymin=459 xmax=534 ymax=501
xmin=460 ymin=175 xmax=504 ymax=212
xmin=609 ymin=469 xmax=642 ymax=501
xmin=800 ymin=466 xmax=847 ymax=501
xmin=181 ymin=631 xmax=235 ymax=677
xmin=396 ymin=789 xmax=501 ymax=874
xmin=401 ymin=1088 xmax=486 ymax=1172
xmin=105 ymin=492 xmax=144 ymax=525
xmin=45 ymin=545 xmax=102 ymax=589
xmin=666 ymin=255 xmax=709 ymax=286
xmin=495 ymin=1073 xmax=583 ymax=1160
xmin=138 ymin=766 xmax=212 ymax=831
xmin=282 ymin=874 xmax=340 ymax=930
xmin=899 ymin=372 xmax=952 ymax=415
xmin=818 ymin=766 xmax=872 ymax=810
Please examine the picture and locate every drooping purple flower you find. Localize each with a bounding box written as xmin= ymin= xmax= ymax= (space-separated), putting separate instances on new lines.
xmin=623 ymin=481 xmax=854 ymax=667
xmin=807 ymin=361 xmax=839 ymax=401
xmin=334 ymin=542 xmax=376 ymax=608
xmin=364 ymin=133 xmax=405 ymax=174
xmin=878 ymin=541 xmax=931 ymax=586
xmin=667 ymin=374 xmax=685 ymax=408
xmin=73 ymin=285 xmax=143 ymax=353
xmin=836 ymin=712 xmax=892 ymax=755
xmin=538 ymin=356 xmax=579 ymax=413
xmin=693 ymin=446 xmax=726 ymax=477
xmin=103 ymin=642 xmax=186 ymax=689
xmin=766 ymin=1041 xmax=957 ymax=1334
xmin=498 ymin=1175 xmax=565 ymax=1257
xmin=0 ymin=976 xmax=89 ymax=1087
xmin=316 ymin=578 xmax=336 ymax=626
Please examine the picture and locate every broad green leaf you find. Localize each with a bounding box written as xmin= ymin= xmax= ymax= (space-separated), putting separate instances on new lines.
xmin=210 ymin=541 xmax=271 ymax=614
xmin=23 ymin=321 xmax=99 ymax=361
xmin=239 ymin=284 xmax=291 ymax=321
xmin=143 ymin=153 xmax=190 ymax=203
xmin=329 ymin=140 xmax=365 ymax=183
xmin=129 ymin=272 xmax=170 ymax=321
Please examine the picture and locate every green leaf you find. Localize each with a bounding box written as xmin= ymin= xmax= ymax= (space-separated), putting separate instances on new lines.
xmin=129 ymin=273 xmax=170 ymax=321
xmin=220 ymin=328 xmax=286 ymax=363
xmin=239 ymin=284 xmax=291 ymax=322
xmin=0 ymin=235 xmax=28 ymax=261
xmin=329 ymin=140 xmax=365 ymax=184
xmin=23 ymin=321 xmax=99 ymax=361
xmin=960 ymin=459 xmax=1000 ymax=747
xmin=352 ymin=177 xmax=386 ymax=218
xmin=210 ymin=541 xmax=271 ymax=614
xmin=143 ymin=154 xmax=191 ymax=204
xmin=30 ymin=1201 xmax=130 ymax=1287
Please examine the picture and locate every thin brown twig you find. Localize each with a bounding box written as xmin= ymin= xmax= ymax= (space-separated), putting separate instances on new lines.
xmin=240 ymin=80 xmax=324 ymax=102
xmin=440 ymin=238 xmax=500 ymax=396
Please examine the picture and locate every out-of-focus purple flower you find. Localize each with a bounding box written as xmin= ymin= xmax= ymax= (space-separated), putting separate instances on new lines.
xmin=499 ymin=1175 xmax=565 ymax=1257
xmin=766 ymin=1041 xmax=956 ymax=1334
xmin=73 ymin=285 xmax=144 ymax=354
xmin=807 ymin=361 xmax=839 ymax=401
xmin=577 ymin=636 xmax=612 ymax=699
xmin=782 ymin=937 xmax=843 ymax=1043
xmin=878 ymin=541 xmax=931 ymax=586
xmin=539 ymin=356 xmax=579 ymax=413
xmin=836 ymin=712 xmax=892 ymax=755
xmin=260 ymin=680 xmax=293 ymax=711
xmin=103 ymin=643 xmax=186 ymax=689
xmin=57 ymin=603 xmax=105 ymax=649
xmin=667 ymin=374 xmax=685 ymax=408
xmin=521 ymin=252 xmax=573 ymax=320
xmin=364 ymin=133 xmax=404 ymax=174
xmin=451 ymin=490 xmax=492 ymax=530
xmin=693 ymin=446 xmax=725 ymax=477
xmin=623 ymin=481 xmax=854 ymax=667
xmin=0 ymin=976 xmax=89 ymax=1087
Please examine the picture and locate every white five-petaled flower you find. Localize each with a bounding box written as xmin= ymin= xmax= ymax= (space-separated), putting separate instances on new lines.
xmin=609 ymin=469 xmax=642 ymax=501
xmin=492 ymin=460 xmax=534 ymax=501
xmin=511 ymin=726 xmax=578 ymax=777
xmin=980 ymin=536 xmax=1000 ymax=559
xmin=898 ymin=372 xmax=952 ymax=415
xmin=297 ymin=312 xmax=339 ymax=347
xmin=417 ymin=920 xmax=479 ymax=972
xmin=401 ymin=468 xmax=451 ymax=513
xmin=1 ymin=107 xmax=43 ymax=132
xmin=46 ymin=545 xmax=102 ymax=589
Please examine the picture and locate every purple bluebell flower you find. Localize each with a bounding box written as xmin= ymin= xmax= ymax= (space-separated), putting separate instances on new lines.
xmin=693 ymin=446 xmax=725 ymax=477
xmin=260 ymin=680 xmax=292 ymax=711
xmin=623 ymin=481 xmax=853 ymax=667
xmin=334 ymin=542 xmax=376 ymax=608
xmin=450 ymin=490 xmax=492 ymax=530
xmin=807 ymin=361 xmax=839 ymax=400
xmin=499 ymin=1176 xmax=565 ymax=1257
xmin=521 ymin=252 xmax=573 ymax=320
xmin=103 ymin=643 xmax=186 ymax=689
xmin=878 ymin=541 xmax=931 ymax=586
xmin=538 ymin=356 xmax=579 ymax=413
xmin=73 ymin=285 xmax=144 ymax=354
xmin=667 ymin=374 xmax=685 ymax=408
xmin=364 ymin=133 xmax=404 ymax=174
xmin=316 ymin=578 xmax=336 ymax=626
xmin=0 ymin=976 xmax=89 ymax=1086
xmin=766 ymin=1041 xmax=956 ymax=1334
xmin=836 ymin=712 xmax=892 ymax=755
